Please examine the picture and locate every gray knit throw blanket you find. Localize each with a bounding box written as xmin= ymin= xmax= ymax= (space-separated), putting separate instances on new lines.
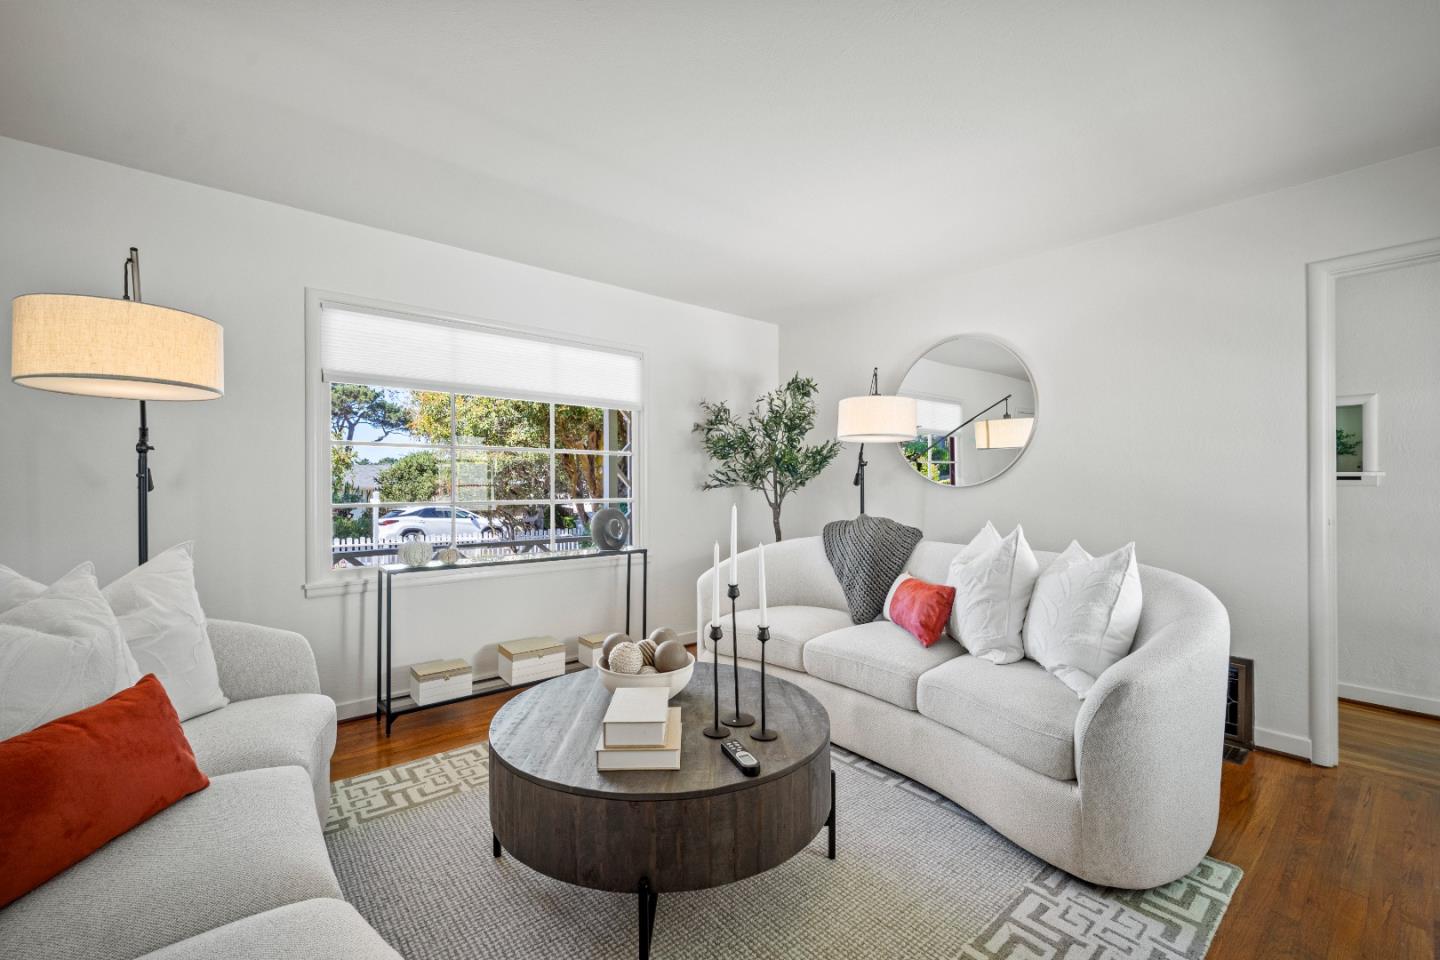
xmin=822 ymin=515 xmax=924 ymax=623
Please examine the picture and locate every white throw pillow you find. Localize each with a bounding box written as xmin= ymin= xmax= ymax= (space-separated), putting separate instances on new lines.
xmin=957 ymin=521 xmax=1002 ymax=565
xmin=103 ymin=542 xmax=228 ymax=721
xmin=1023 ymin=541 xmax=1143 ymax=698
xmin=0 ymin=563 xmax=51 ymax=614
xmin=945 ymin=525 xmax=1040 ymax=664
xmin=0 ymin=564 xmax=139 ymax=739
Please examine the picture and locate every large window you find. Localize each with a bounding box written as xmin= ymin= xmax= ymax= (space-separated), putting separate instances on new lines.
xmin=312 ymin=299 xmax=641 ymax=575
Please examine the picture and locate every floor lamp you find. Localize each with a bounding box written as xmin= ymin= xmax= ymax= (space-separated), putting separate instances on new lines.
xmin=11 ymin=247 xmax=225 ymax=565
xmin=836 ymin=368 xmax=916 ymax=515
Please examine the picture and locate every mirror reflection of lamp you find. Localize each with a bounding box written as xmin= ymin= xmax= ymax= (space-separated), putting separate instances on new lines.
xmin=973 ymin=396 xmax=1035 ymax=450
xmin=906 ymin=394 xmax=1034 ymax=463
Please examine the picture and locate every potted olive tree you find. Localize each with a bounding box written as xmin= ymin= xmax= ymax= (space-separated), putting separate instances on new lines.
xmin=693 ymin=374 xmax=841 ymax=541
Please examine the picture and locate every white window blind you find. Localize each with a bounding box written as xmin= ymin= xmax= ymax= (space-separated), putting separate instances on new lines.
xmin=914 ymin=397 xmax=963 ymax=433
xmin=320 ymin=304 xmax=643 ymax=410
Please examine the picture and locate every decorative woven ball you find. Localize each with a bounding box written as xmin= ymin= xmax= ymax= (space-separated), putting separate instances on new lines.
xmin=608 ymin=641 xmax=644 ymax=675
xmin=653 ymin=639 xmax=689 ymax=673
xmin=639 ymin=665 xmax=658 ymax=675
xmin=601 ymin=633 xmax=630 ymax=661
xmin=636 ymin=638 xmax=658 ymax=667
xmin=396 ymin=540 xmax=434 ymax=567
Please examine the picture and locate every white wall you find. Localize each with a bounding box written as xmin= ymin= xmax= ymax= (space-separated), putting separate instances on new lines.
xmin=778 ymin=147 xmax=1440 ymax=759
xmin=1336 ymin=259 xmax=1440 ymax=716
xmin=0 ymin=136 xmax=779 ymax=717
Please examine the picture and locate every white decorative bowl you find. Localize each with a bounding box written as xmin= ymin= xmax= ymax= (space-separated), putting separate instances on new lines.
xmin=594 ymin=652 xmax=695 ymax=700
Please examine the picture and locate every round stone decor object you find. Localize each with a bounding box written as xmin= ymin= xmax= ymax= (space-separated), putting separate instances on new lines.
xmin=653 ymin=639 xmax=689 ymax=673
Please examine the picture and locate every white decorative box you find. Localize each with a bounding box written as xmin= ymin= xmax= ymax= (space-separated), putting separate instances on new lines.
xmin=409 ymin=658 xmax=473 ymax=706
xmin=578 ymin=633 xmax=608 ymax=667
xmin=498 ymin=636 xmax=566 ymax=687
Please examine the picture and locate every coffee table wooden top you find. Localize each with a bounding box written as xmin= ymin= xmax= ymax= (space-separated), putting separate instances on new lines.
xmin=488 ymin=662 xmax=829 ymax=801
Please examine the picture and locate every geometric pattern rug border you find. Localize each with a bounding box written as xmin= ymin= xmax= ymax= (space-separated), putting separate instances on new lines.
xmin=328 ymin=741 xmax=1242 ymax=958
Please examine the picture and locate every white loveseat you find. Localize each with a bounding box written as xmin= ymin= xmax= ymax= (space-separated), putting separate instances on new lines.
xmin=0 ymin=621 xmax=399 ymax=960
xmin=696 ymin=535 xmax=1230 ymax=889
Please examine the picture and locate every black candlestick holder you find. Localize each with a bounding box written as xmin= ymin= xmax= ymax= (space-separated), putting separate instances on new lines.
xmin=749 ymin=624 xmax=777 ymax=742
xmin=725 ymin=583 xmax=754 ymax=728
xmin=703 ymin=622 xmax=729 ymax=739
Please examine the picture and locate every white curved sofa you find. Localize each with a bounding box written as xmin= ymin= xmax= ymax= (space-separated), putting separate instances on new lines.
xmin=696 ymin=534 xmax=1230 ymax=889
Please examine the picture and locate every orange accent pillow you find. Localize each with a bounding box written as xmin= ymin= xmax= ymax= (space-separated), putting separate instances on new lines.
xmin=0 ymin=674 xmax=209 ymax=908
xmin=888 ymin=576 xmax=956 ymax=648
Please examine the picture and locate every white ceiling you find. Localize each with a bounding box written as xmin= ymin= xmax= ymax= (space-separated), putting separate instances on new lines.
xmin=2 ymin=1 xmax=1438 ymax=322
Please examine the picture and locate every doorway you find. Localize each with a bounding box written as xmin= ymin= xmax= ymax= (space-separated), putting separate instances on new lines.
xmin=1307 ymin=237 xmax=1440 ymax=766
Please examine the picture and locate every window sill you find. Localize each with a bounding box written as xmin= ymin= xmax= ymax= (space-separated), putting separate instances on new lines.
xmin=303 ymin=551 xmax=639 ymax=599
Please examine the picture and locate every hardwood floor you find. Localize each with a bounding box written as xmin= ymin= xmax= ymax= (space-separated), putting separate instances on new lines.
xmin=332 ymin=688 xmax=527 ymax=781
xmin=334 ymin=697 xmax=1440 ymax=958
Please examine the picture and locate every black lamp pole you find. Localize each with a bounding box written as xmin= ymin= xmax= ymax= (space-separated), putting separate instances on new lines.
xmin=852 ymin=444 xmax=867 ymax=515
xmin=122 ymin=247 xmax=155 ymax=566
xmin=136 ymin=401 xmax=153 ymax=565
xmin=850 ymin=367 xmax=882 ymax=515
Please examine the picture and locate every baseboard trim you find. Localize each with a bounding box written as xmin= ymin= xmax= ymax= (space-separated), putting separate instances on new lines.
xmin=332 ymin=628 xmax=698 ymax=723
xmin=336 ymin=697 xmax=377 ymax=722
xmin=1254 ymin=726 xmax=1314 ymax=762
xmin=1339 ymin=682 xmax=1440 ymax=718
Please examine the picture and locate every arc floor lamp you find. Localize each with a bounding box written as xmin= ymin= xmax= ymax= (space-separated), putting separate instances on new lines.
xmin=836 ymin=367 xmax=916 ymax=515
xmin=11 ymin=247 xmax=224 ymax=565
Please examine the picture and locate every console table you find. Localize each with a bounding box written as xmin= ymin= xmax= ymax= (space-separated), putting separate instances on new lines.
xmin=374 ymin=546 xmax=648 ymax=736
xmin=488 ymin=663 xmax=834 ymax=959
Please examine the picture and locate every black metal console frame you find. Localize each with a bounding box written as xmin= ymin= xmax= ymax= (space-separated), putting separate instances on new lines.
xmin=375 ymin=547 xmax=648 ymax=736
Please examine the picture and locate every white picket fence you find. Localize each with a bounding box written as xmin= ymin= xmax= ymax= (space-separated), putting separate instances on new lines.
xmin=331 ymin=528 xmax=591 ymax=568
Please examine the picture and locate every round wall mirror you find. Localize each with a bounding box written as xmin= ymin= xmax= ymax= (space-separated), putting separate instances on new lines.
xmin=897 ymin=335 xmax=1037 ymax=487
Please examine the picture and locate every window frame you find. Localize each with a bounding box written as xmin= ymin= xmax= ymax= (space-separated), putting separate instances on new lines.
xmin=304 ymin=289 xmax=646 ymax=595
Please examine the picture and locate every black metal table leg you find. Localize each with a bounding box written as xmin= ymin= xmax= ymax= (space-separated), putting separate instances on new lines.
xmin=625 ymin=552 xmax=633 ymax=635
xmin=383 ymin=572 xmax=393 ymax=737
xmin=641 ymin=550 xmax=648 ymax=637
xmin=375 ymin=568 xmax=383 ymax=722
xmin=637 ymin=877 xmax=658 ymax=960
xmin=826 ymin=768 xmax=836 ymax=860
xmin=492 ymin=833 xmax=502 ymax=858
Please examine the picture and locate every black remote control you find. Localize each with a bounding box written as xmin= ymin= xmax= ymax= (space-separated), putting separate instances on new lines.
xmin=721 ymin=739 xmax=760 ymax=776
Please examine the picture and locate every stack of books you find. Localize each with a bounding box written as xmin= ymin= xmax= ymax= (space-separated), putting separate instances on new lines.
xmin=596 ymin=687 xmax=682 ymax=771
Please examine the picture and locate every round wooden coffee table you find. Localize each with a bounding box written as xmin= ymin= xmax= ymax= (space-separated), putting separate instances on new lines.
xmin=488 ymin=662 xmax=834 ymax=959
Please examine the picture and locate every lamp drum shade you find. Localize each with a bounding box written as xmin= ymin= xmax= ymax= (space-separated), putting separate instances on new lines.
xmin=974 ymin=416 xmax=1034 ymax=450
xmin=837 ymin=394 xmax=916 ymax=443
xmin=11 ymin=294 xmax=223 ymax=401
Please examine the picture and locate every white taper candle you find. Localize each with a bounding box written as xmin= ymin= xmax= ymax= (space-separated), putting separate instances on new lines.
xmin=757 ymin=542 xmax=768 ymax=628
xmin=711 ymin=541 xmax=721 ymax=627
xmin=728 ymin=504 xmax=739 ymax=585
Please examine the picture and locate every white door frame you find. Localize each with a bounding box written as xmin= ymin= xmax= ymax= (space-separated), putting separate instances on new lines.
xmin=1306 ymin=236 xmax=1440 ymax=766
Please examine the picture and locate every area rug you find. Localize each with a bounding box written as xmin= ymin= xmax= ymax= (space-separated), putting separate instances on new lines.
xmin=327 ymin=745 xmax=1241 ymax=959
